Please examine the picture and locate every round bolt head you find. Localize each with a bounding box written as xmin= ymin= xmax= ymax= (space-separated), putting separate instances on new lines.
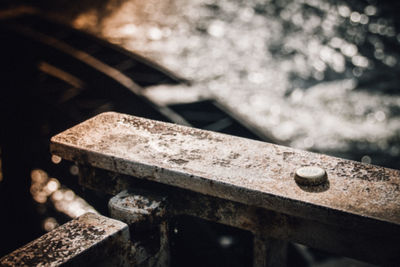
xmin=295 ymin=166 xmax=327 ymax=186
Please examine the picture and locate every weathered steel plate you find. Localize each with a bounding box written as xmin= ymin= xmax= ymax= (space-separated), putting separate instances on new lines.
xmin=50 ymin=112 xmax=400 ymax=233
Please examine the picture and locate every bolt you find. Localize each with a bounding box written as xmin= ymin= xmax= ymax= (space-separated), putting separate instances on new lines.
xmin=295 ymin=166 xmax=327 ymax=186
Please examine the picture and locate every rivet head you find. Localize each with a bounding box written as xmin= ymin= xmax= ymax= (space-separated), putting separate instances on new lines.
xmin=295 ymin=166 xmax=327 ymax=186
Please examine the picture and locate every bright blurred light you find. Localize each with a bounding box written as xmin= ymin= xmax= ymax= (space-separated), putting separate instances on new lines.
xmin=30 ymin=168 xmax=98 ymax=218
xmin=329 ymin=37 xmax=343 ymax=48
xmin=31 ymin=169 xmax=48 ymax=184
xmin=43 ymin=217 xmax=59 ymax=232
xmin=51 ymin=155 xmax=62 ymax=164
xmin=208 ymin=20 xmax=225 ymax=38
xmin=359 ymin=14 xmax=369 ymax=25
xmin=364 ymin=6 xmax=377 ymax=16
xmin=147 ymin=27 xmax=163 ymax=40
xmin=52 ymin=190 xmax=63 ymax=201
xmin=70 ymin=165 xmax=79 ymax=176
xmin=69 ymin=0 xmax=400 ymax=166
xmin=73 ymin=10 xmax=98 ymax=29
xmin=119 ymin=23 xmax=138 ymax=35
xmin=341 ymin=44 xmax=357 ymax=57
xmin=219 ymin=235 xmax=234 ymax=248
xmin=290 ymin=89 xmax=303 ymax=103
xmin=383 ymin=55 xmax=397 ymax=67
xmin=361 ymin=155 xmax=372 ymax=164
xmin=351 ymin=55 xmax=369 ymax=68
xmin=248 ymin=72 xmax=265 ymax=84
xmin=46 ymin=178 xmax=60 ymax=193
xmin=374 ymin=111 xmax=386 ymax=122
xmin=350 ymin=12 xmax=361 ymax=23
xmin=338 ymin=5 xmax=351 ymax=17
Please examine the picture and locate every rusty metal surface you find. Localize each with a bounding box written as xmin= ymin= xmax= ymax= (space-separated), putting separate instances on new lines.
xmin=90 ymin=172 xmax=399 ymax=264
xmin=109 ymin=190 xmax=166 ymax=226
xmin=50 ymin=112 xmax=400 ymax=233
xmin=78 ymin=166 xmax=400 ymax=264
xmin=88 ymin=169 xmax=398 ymax=264
xmin=0 ymin=212 xmax=129 ymax=266
xmin=109 ymin=190 xmax=169 ymax=267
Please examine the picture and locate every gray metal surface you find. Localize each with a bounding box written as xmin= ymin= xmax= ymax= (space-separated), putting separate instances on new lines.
xmin=50 ymin=112 xmax=400 ymax=234
xmin=0 ymin=213 xmax=129 ymax=266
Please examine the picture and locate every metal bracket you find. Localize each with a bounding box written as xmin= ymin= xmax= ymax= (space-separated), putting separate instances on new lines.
xmin=109 ymin=190 xmax=169 ymax=267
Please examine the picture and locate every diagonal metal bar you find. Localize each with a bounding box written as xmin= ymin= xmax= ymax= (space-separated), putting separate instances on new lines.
xmin=0 ymin=213 xmax=130 ymax=266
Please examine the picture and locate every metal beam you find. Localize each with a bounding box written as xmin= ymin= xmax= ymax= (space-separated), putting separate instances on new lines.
xmin=50 ymin=112 xmax=400 ymax=264
xmin=76 ymin=166 xmax=400 ymax=265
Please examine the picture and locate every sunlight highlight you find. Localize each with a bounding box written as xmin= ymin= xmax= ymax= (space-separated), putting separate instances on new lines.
xmin=30 ymin=169 xmax=98 ymax=218
xmin=70 ymin=0 xmax=400 ymax=165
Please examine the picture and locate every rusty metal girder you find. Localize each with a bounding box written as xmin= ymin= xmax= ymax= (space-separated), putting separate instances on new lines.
xmin=50 ymin=112 xmax=400 ymax=265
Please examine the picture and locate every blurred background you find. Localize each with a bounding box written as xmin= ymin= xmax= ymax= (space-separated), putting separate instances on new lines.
xmin=0 ymin=0 xmax=399 ymax=266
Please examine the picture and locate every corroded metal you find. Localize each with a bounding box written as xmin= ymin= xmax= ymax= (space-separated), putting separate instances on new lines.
xmin=0 ymin=213 xmax=130 ymax=266
xmin=49 ymin=112 xmax=400 ymax=265
xmin=109 ymin=190 xmax=169 ymax=267
xmin=76 ymin=166 xmax=400 ymax=264
xmin=50 ymin=112 xmax=400 ymax=230
xmin=109 ymin=190 xmax=166 ymax=226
